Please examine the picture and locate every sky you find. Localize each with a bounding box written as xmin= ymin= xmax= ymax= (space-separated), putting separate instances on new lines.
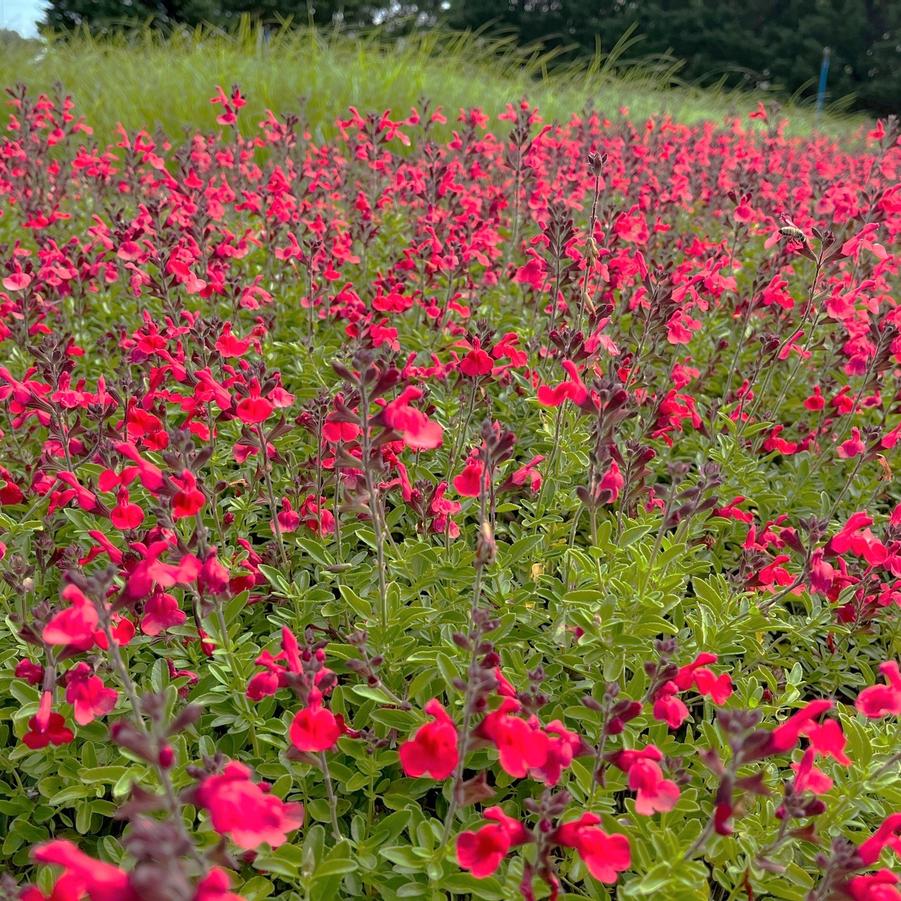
xmin=0 ymin=0 xmax=45 ymax=37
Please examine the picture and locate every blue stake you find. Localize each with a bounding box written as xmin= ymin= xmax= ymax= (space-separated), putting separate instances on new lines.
xmin=816 ymin=46 xmax=831 ymax=124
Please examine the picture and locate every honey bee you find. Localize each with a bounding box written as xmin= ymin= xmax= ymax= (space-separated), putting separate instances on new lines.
xmin=779 ymin=225 xmax=806 ymax=241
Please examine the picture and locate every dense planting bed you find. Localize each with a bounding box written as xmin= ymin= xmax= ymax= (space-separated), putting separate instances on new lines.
xmin=0 ymin=87 xmax=899 ymax=900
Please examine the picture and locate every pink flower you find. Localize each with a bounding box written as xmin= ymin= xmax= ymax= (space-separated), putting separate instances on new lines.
xmin=64 ymin=663 xmax=118 ymax=726
xmin=598 ymin=460 xmax=624 ymax=503
xmin=3 ymin=270 xmax=32 ymax=291
xmin=196 ymin=761 xmax=303 ymax=850
xmin=612 ymin=746 xmax=681 ymax=815
xmin=235 ymin=381 xmax=274 ymax=424
xmin=858 ymin=813 xmax=901 ymax=866
xmin=32 ymin=840 xmax=136 ymax=901
xmin=553 ymin=813 xmax=631 ymax=883
xmin=847 ymin=869 xmax=900 ymax=901
xmin=15 ymin=659 xmax=44 ymax=685
xmin=43 ymin=584 xmax=99 ymax=649
xmin=399 ymin=699 xmax=458 ymax=779
xmin=453 ymin=458 xmax=484 ymax=497
xmin=652 ymin=681 xmax=689 ymax=729
xmin=767 ymin=699 xmax=834 ymax=753
xmin=273 ymin=497 xmax=301 ymax=533
xmin=195 ymin=867 xmax=245 ymax=901
xmin=23 ymin=696 xmax=74 ymax=749
xmin=140 ymin=592 xmax=186 ymax=636
xmin=289 ymin=691 xmax=342 ymax=752
xmin=838 ymin=427 xmax=867 ymax=458
xmin=380 ymin=386 xmax=443 ymax=450
xmin=857 ymin=662 xmax=901 ymax=718
xmin=457 ymin=807 xmax=530 ymax=878
xmin=537 ymin=360 xmax=588 ymax=407
xmin=530 ymin=720 xmax=582 ymax=786
xmin=171 ymin=470 xmax=205 ymax=519
xmin=475 ymin=699 xmax=549 ymax=778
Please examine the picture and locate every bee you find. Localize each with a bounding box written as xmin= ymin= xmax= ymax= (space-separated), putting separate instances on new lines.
xmin=779 ymin=225 xmax=806 ymax=241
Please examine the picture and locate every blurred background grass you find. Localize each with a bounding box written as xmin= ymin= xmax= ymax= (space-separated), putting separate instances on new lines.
xmin=0 ymin=24 xmax=869 ymax=143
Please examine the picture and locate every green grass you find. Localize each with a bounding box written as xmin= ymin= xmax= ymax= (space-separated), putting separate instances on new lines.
xmin=0 ymin=25 xmax=869 ymax=143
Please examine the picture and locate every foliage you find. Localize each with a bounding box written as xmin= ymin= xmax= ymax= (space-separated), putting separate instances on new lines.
xmin=446 ymin=0 xmax=901 ymax=116
xmin=38 ymin=0 xmax=901 ymax=115
xmin=0 ymin=78 xmax=899 ymax=901
xmin=0 ymin=26 xmax=867 ymax=149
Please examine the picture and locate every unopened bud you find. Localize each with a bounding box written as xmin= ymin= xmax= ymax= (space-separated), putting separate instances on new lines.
xmin=475 ymin=521 xmax=496 ymax=567
xmin=158 ymin=744 xmax=175 ymax=769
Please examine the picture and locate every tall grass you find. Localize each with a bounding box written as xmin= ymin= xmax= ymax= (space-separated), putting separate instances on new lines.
xmin=0 ymin=25 xmax=867 ymax=142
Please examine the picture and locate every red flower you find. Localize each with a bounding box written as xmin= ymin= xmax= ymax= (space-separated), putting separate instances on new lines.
xmin=199 ymin=550 xmax=231 ymax=595
xmin=31 ymin=840 xmax=136 ymax=901
xmin=289 ymin=691 xmax=342 ymax=752
xmin=235 ymin=380 xmax=274 ymax=424
xmin=23 ymin=708 xmax=74 ymax=749
xmin=215 ymin=323 xmax=251 ymax=358
xmin=791 ymin=747 xmax=833 ymax=795
xmin=858 ymin=813 xmax=901 ymax=866
xmin=828 ymin=512 xmax=887 ymax=566
xmin=768 ymin=699 xmax=834 ymax=753
xmin=171 ymin=470 xmax=206 ymax=519
xmin=399 ymin=699 xmax=458 ymax=779
xmin=15 ymin=659 xmax=44 ymax=685
xmin=114 ymin=441 xmax=164 ymax=491
xmin=140 ymin=592 xmax=186 ymax=636
xmin=847 ymin=869 xmax=900 ymax=901
xmin=110 ymin=488 xmax=144 ymax=530
xmin=475 ymin=698 xmax=549 ymax=777
xmin=380 ymin=386 xmax=443 ymax=450
xmin=196 ymin=760 xmax=303 ymax=849
xmin=613 ymin=746 xmax=680 ymax=815
xmin=43 ymin=584 xmax=99 ymax=649
xmin=652 ymin=681 xmax=689 ymax=729
xmin=537 ymin=360 xmax=588 ymax=407
xmin=195 ymin=867 xmax=245 ymax=901
xmin=553 ymin=813 xmax=631 ymax=884
xmin=453 ymin=458 xmax=484 ymax=497
xmin=502 ymin=455 xmax=544 ymax=494
xmin=299 ymin=494 xmax=335 ymax=534
xmin=674 ymin=653 xmax=733 ymax=704
xmin=458 ymin=339 xmax=494 ymax=377
xmin=0 ymin=464 xmax=25 ymax=504
xmin=805 ymin=718 xmax=851 ymax=765
xmin=456 ymin=807 xmax=530 ymax=878
xmin=530 ymin=720 xmax=582 ymax=786
xmin=64 ymin=662 xmax=118 ymax=726
xmin=457 ymin=824 xmax=512 ymax=877
xmin=857 ymin=662 xmax=901 ymax=718
xmin=247 ymin=668 xmax=281 ymax=701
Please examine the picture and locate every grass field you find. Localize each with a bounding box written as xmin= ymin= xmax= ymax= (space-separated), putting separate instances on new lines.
xmin=0 ymin=25 xmax=869 ymax=143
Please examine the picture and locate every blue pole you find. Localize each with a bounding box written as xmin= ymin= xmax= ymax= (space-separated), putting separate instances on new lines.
xmin=815 ymin=46 xmax=831 ymax=123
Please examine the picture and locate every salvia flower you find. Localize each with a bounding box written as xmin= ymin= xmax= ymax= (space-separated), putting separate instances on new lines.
xmin=195 ymin=760 xmax=303 ymax=850
xmin=399 ymin=698 xmax=458 ymax=779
